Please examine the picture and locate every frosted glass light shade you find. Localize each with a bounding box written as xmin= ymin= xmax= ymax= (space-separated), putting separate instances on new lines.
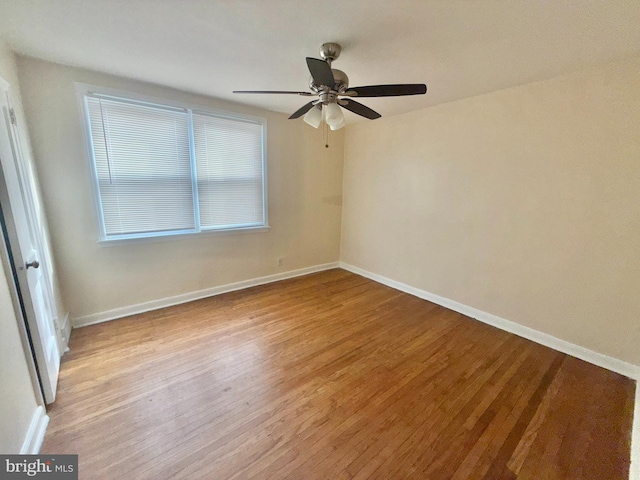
xmin=330 ymin=117 xmax=345 ymax=130
xmin=324 ymin=103 xmax=344 ymax=128
xmin=303 ymin=105 xmax=322 ymax=128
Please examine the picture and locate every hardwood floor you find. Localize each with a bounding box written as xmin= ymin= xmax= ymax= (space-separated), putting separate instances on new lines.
xmin=42 ymin=269 xmax=635 ymax=479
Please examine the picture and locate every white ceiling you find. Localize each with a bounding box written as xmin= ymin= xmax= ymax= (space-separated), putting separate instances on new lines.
xmin=1 ymin=1 xmax=639 ymax=122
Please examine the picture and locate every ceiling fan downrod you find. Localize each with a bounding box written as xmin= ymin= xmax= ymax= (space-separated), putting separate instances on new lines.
xmin=319 ymin=42 xmax=341 ymax=66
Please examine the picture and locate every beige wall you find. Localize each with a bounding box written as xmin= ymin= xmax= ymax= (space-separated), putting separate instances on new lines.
xmin=0 ymin=41 xmax=40 ymax=453
xmin=341 ymin=55 xmax=640 ymax=366
xmin=16 ymin=56 xmax=344 ymax=320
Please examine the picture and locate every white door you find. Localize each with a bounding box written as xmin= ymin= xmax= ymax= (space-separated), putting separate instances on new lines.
xmin=0 ymin=78 xmax=60 ymax=403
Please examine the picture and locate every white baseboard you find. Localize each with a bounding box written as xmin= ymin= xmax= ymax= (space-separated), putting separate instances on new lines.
xmin=58 ymin=312 xmax=71 ymax=354
xmin=73 ymin=262 xmax=340 ymax=328
xmin=20 ymin=406 xmax=49 ymax=454
xmin=339 ymin=262 xmax=640 ymax=381
xmin=632 ymin=385 xmax=640 ymax=480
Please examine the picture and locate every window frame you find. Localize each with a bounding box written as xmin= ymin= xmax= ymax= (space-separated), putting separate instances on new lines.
xmin=75 ymin=83 xmax=269 ymax=245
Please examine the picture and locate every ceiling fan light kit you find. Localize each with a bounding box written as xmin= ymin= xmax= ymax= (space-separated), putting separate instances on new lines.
xmin=329 ymin=117 xmax=345 ymax=131
xmin=303 ymin=105 xmax=323 ymax=128
xmin=324 ymin=102 xmax=344 ymax=129
xmin=234 ymin=42 xmax=427 ymax=135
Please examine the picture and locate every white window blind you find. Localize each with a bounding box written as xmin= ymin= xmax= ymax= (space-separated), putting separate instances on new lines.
xmin=193 ymin=113 xmax=264 ymax=229
xmin=82 ymin=91 xmax=266 ymax=241
xmin=86 ymin=97 xmax=195 ymax=237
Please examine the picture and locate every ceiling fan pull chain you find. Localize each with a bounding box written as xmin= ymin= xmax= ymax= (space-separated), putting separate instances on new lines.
xmin=324 ymin=121 xmax=329 ymax=148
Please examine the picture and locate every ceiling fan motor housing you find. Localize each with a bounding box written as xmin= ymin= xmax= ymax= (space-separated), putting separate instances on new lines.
xmin=331 ymin=69 xmax=349 ymax=93
xmin=309 ymin=68 xmax=349 ymax=98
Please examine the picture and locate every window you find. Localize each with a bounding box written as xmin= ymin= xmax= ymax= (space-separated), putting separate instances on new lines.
xmin=78 ymin=86 xmax=267 ymax=242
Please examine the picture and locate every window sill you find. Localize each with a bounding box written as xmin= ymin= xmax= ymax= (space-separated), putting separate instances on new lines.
xmin=97 ymin=225 xmax=271 ymax=247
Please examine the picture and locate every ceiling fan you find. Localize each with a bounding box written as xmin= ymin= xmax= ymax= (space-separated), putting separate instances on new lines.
xmin=233 ymin=42 xmax=427 ymax=131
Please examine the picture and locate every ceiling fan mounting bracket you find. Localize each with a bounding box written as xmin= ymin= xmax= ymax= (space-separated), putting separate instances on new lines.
xmin=319 ymin=42 xmax=341 ymax=65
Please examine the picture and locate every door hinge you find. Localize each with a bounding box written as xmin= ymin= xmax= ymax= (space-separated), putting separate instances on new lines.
xmin=9 ymin=108 xmax=16 ymax=125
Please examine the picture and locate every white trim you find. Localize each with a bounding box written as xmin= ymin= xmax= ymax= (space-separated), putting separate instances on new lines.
xmin=97 ymin=225 xmax=271 ymax=247
xmin=75 ymin=83 xmax=268 ymax=128
xmin=20 ymin=406 xmax=49 ymax=454
xmin=632 ymin=384 xmax=640 ymax=480
xmin=187 ymin=109 xmax=201 ymax=232
xmin=3 ymin=85 xmax=61 ymax=333
xmin=58 ymin=312 xmax=71 ymax=353
xmin=73 ymin=262 xmax=339 ymax=328
xmin=339 ymin=262 xmax=640 ymax=381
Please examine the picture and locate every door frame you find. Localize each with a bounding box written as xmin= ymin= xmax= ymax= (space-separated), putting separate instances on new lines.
xmin=0 ymin=74 xmax=62 ymax=404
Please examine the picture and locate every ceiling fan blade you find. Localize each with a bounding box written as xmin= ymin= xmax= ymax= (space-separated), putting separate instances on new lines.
xmin=306 ymin=57 xmax=335 ymax=88
xmin=233 ymin=90 xmax=313 ymax=96
xmin=340 ymin=99 xmax=381 ymax=120
xmin=289 ymin=101 xmax=316 ymax=119
xmin=344 ymin=84 xmax=427 ymax=97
